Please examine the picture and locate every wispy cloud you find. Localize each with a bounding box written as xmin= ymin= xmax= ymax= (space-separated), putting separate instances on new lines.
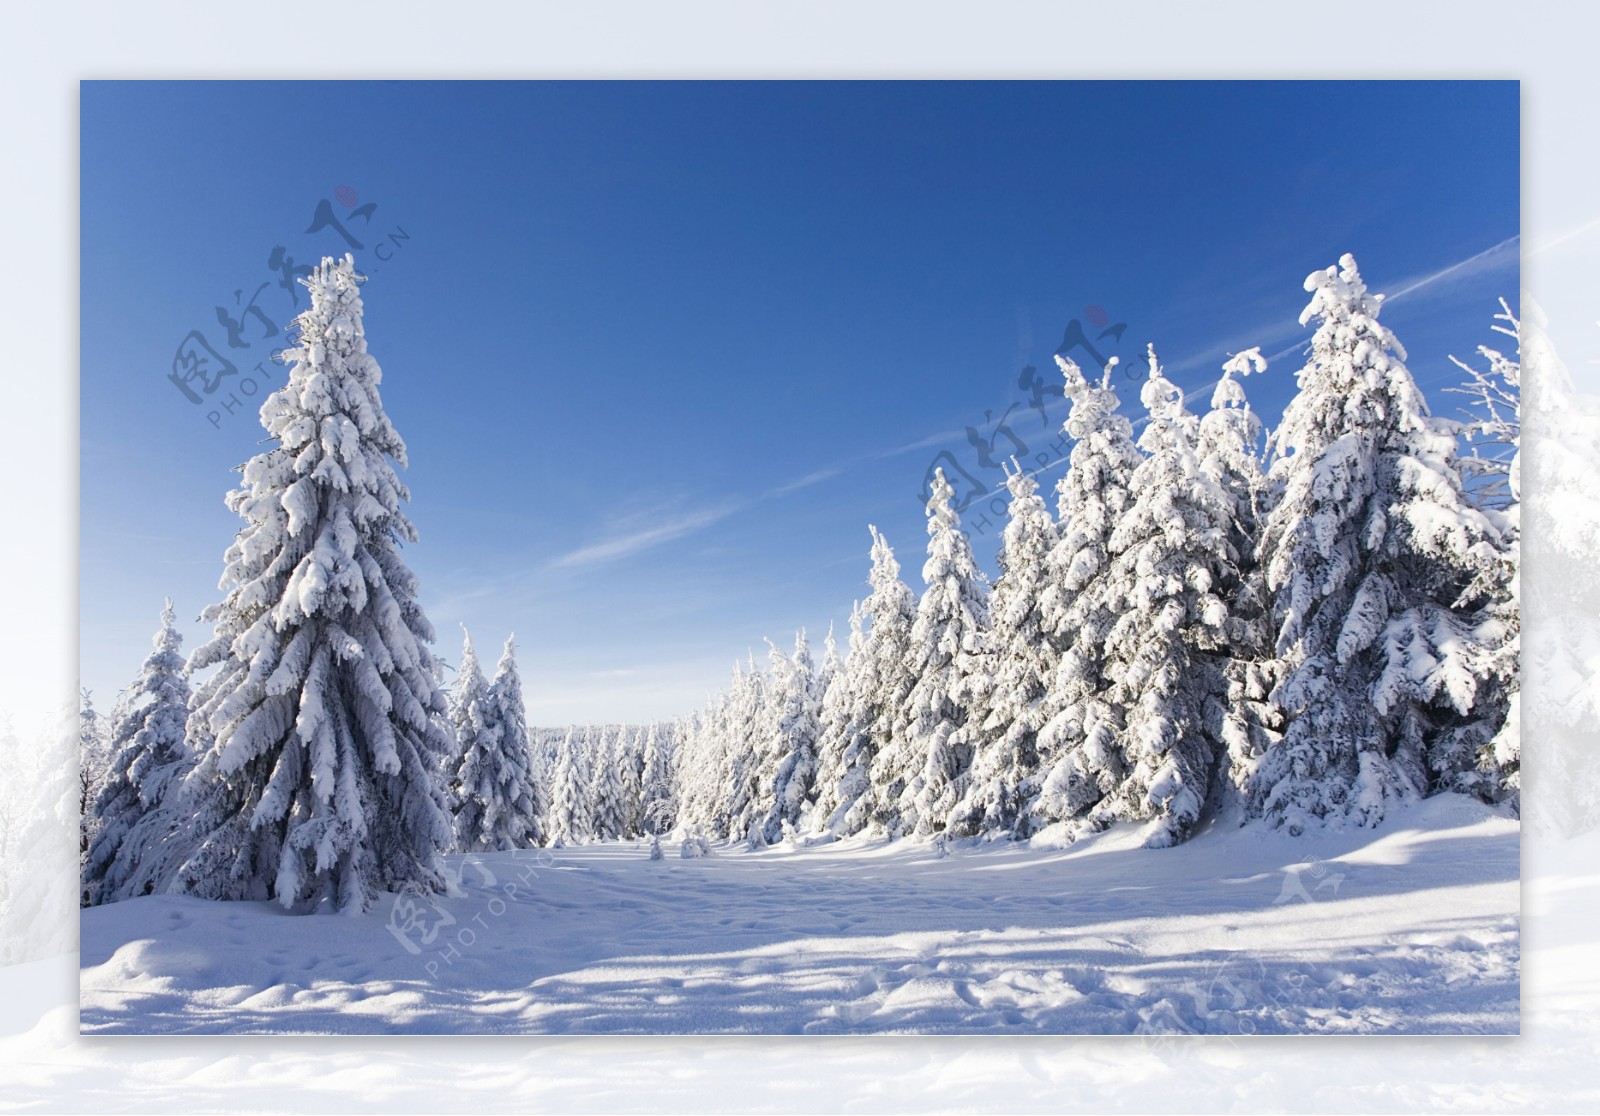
xmin=872 ymin=427 xmax=968 ymax=460
xmin=1158 ymin=235 xmax=1516 ymax=386
xmin=765 ymin=465 xmax=846 ymax=497
xmin=1530 ymin=214 xmax=1600 ymax=256
xmin=1261 ymin=337 xmax=1309 ymax=366
xmin=550 ymin=459 xmax=864 ymax=572
xmin=1162 ymin=238 xmax=1519 ymax=385
xmin=550 ymin=239 xmax=1521 ymax=577
xmin=549 ymin=502 xmax=742 ymax=569
xmin=1163 ymin=320 xmax=1300 ymax=380
xmin=1384 ymin=234 xmax=1519 ymax=304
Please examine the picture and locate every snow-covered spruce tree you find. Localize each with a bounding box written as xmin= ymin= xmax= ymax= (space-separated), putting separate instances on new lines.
xmin=1251 ymin=254 xmax=1506 ymax=832
xmin=455 ymin=635 xmax=539 ymax=852
xmin=684 ymin=668 xmax=750 ymax=841
xmin=798 ymin=619 xmax=840 ymax=834
xmin=710 ymin=683 xmax=740 ymax=842
xmin=947 ymin=460 xmax=1058 ymax=839
xmin=176 ymin=255 xmax=454 ymax=912
xmin=1449 ymin=298 xmax=1522 ymax=514
xmin=639 ymin=721 xmax=676 ymax=835
xmin=802 ymin=615 xmax=855 ymax=834
xmin=1095 ymin=347 xmax=1242 ymax=846
xmin=544 ymin=727 xmax=571 ymax=844
xmin=490 ymin=637 xmax=548 ymax=846
xmin=1032 ymin=355 xmax=1144 ymax=833
xmin=666 ymin=719 xmax=688 ymax=817
xmin=852 ymin=527 xmax=918 ymax=836
xmin=1519 ymin=297 xmax=1600 ymax=834
xmin=723 ymin=654 xmax=772 ymax=844
xmin=446 ymin=625 xmax=492 ymax=833
xmin=899 ymin=468 xmax=990 ymax=838
xmin=573 ymin=726 xmax=596 ymax=844
xmin=666 ymin=712 xmax=701 ymax=834
xmin=519 ymin=728 xmax=549 ymax=840
xmin=83 ymin=687 xmax=136 ymax=900
xmin=589 ymin=727 xmax=628 ymax=840
xmin=0 ymin=704 xmax=81 ymax=963
xmin=547 ymin=726 xmax=593 ymax=845
xmin=83 ymin=600 xmax=193 ymax=905
xmin=707 ymin=694 xmax=736 ymax=842
xmin=759 ymin=628 xmax=821 ymax=844
xmin=740 ymin=647 xmax=790 ymax=848
xmin=813 ymin=622 xmax=839 ymax=717
xmin=598 ymin=722 xmax=620 ymax=831
xmin=616 ymin=725 xmax=644 ymax=838
xmin=1446 ymin=302 xmax=1521 ymax=803
xmin=78 ymin=688 xmax=109 ymax=898
xmin=1197 ymin=349 xmax=1281 ymax=807
xmin=700 ymin=668 xmax=742 ymax=841
xmin=1199 ymin=349 xmax=1270 ymax=563
xmin=673 ymin=684 xmax=728 ymax=838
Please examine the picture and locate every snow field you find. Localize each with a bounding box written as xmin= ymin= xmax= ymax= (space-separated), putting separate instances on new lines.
xmin=79 ymin=794 xmax=1517 ymax=1035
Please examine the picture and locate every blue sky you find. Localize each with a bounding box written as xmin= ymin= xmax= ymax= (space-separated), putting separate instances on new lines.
xmin=80 ymin=80 xmax=1519 ymax=725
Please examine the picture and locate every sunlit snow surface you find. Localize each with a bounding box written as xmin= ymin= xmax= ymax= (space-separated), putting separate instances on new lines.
xmin=75 ymin=794 xmax=1516 ymax=1036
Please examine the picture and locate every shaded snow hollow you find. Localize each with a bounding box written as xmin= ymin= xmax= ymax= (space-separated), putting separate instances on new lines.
xmin=78 ymin=794 xmax=1517 ymax=1035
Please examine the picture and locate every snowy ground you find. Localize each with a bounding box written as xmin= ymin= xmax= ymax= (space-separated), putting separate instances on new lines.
xmin=77 ymin=794 xmax=1517 ymax=1036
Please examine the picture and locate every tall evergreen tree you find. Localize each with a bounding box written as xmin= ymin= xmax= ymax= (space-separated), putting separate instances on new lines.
xmin=1252 ymin=254 xmax=1504 ymax=832
xmin=639 ymin=721 xmax=676 ymax=835
xmin=1096 ymin=347 xmax=1239 ymax=845
xmin=804 ymin=615 xmax=856 ymax=834
xmin=576 ymin=725 xmax=599 ymax=843
xmin=760 ymin=629 xmax=821 ymax=843
xmin=78 ymin=688 xmax=110 ymax=903
xmin=547 ymin=726 xmax=593 ymax=845
xmin=1519 ymin=297 xmax=1599 ymax=834
xmin=616 ymin=725 xmax=644 ymax=838
xmin=854 ymin=527 xmax=918 ymax=836
xmin=447 ymin=626 xmax=492 ymax=831
xmin=1198 ymin=350 xmax=1281 ymax=808
xmin=490 ymin=636 xmax=547 ymax=845
xmin=723 ymin=654 xmax=771 ymax=843
xmin=175 ymin=255 xmax=454 ymax=911
xmin=589 ymin=727 xmax=628 ymax=839
xmin=1447 ymin=303 xmax=1521 ymax=803
xmin=900 ymin=469 xmax=991 ymax=837
xmin=1449 ymin=298 xmax=1522 ymax=514
xmin=455 ymin=635 xmax=539 ymax=851
xmin=676 ymin=680 xmax=733 ymax=839
xmin=83 ymin=601 xmax=193 ymax=905
xmin=1033 ymin=355 xmax=1144 ymax=832
xmin=948 ymin=461 xmax=1058 ymax=838
xmin=813 ymin=622 xmax=840 ymax=719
